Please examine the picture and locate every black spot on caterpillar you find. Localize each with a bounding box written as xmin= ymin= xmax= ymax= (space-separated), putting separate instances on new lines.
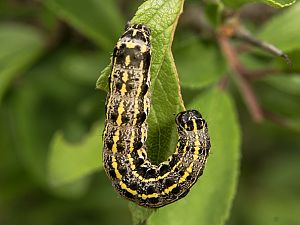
xmin=103 ymin=23 xmax=211 ymax=208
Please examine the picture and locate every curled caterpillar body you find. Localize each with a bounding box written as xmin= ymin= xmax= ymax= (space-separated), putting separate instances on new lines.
xmin=103 ymin=24 xmax=211 ymax=208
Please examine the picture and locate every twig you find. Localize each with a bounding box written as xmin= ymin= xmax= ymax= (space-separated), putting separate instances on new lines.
xmin=218 ymin=75 xmax=229 ymax=90
xmin=217 ymin=31 xmax=264 ymax=122
xmin=262 ymin=109 xmax=289 ymax=128
xmin=235 ymin=28 xmax=292 ymax=66
xmin=244 ymin=68 xmax=279 ymax=80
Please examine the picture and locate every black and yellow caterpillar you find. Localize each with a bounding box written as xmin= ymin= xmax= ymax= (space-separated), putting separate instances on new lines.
xmin=103 ymin=24 xmax=211 ymax=208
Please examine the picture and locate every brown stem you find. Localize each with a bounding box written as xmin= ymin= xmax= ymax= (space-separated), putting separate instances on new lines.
xmin=218 ymin=75 xmax=229 ymax=90
xmin=245 ymin=68 xmax=279 ymax=80
xmin=217 ymin=31 xmax=264 ymax=122
xmin=262 ymin=109 xmax=289 ymax=128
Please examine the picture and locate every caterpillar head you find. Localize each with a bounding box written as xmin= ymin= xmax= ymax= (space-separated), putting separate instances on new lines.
xmin=175 ymin=110 xmax=206 ymax=132
xmin=125 ymin=23 xmax=151 ymax=36
xmin=120 ymin=23 xmax=151 ymax=46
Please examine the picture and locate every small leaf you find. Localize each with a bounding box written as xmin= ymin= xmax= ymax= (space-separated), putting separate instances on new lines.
xmin=48 ymin=121 xmax=103 ymax=186
xmin=257 ymin=82 xmax=300 ymax=131
xmin=259 ymin=84 xmax=300 ymax=118
xmin=43 ymin=0 xmax=124 ymax=50
xmin=51 ymin=176 xmax=91 ymax=199
xmin=149 ymin=88 xmax=241 ymax=225
xmin=263 ymin=74 xmax=300 ymax=96
xmin=174 ymin=40 xmax=225 ymax=89
xmin=203 ymin=0 xmax=224 ymax=27
xmin=222 ymin=0 xmax=295 ymax=8
xmin=258 ymin=2 xmax=300 ymax=52
xmin=61 ymin=52 xmax=109 ymax=85
xmin=263 ymin=0 xmax=296 ymax=8
xmin=96 ymin=63 xmax=111 ymax=91
xmin=0 ymin=24 xmax=44 ymax=103
xmin=283 ymin=50 xmax=300 ymax=71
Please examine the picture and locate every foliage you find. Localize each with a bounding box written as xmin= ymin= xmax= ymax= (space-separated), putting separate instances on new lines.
xmin=0 ymin=0 xmax=299 ymax=225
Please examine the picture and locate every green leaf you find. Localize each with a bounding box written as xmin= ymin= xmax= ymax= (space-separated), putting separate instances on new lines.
xmin=263 ymin=74 xmax=300 ymax=96
xmin=97 ymin=46 xmax=186 ymax=225
xmin=146 ymin=52 xmax=185 ymax=163
xmin=43 ymin=0 xmax=124 ymax=50
xmin=231 ymin=150 xmax=300 ymax=225
xmin=285 ymin=118 xmax=300 ymax=132
xmin=0 ymin=24 xmax=44 ymax=103
xmin=138 ymin=0 xmax=185 ymax=219
xmin=174 ymin=40 xmax=225 ymax=89
xmin=203 ymin=0 xmax=224 ymax=28
xmin=244 ymin=189 xmax=300 ymax=225
xmin=130 ymin=0 xmax=184 ymax=84
xmin=263 ymin=0 xmax=296 ymax=8
xmin=10 ymin=48 xmax=103 ymax=184
xmin=50 ymin=176 xmax=92 ymax=198
xmin=11 ymin=85 xmax=50 ymax=184
xmin=284 ymin=50 xmax=300 ymax=71
xmin=258 ymin=83 xmax=300 ymax=118
xmin=149 ymin=88 xmax=241 ymax=225
xmin=48 ymin=121 xmax=103 ymax=187
xmin=256 ymin=81 xmax=300 ymax=131
xmin=222 ymin=0 xmax=295 ymax=8
xmin=61 ymin=52 xmax=109 ymax=85
xmin=0 ymin=107 xmax=17 ymax=172
xmin=96 ymin=63 xmax=111 ymax=91
xmin=258 ymin=2 xmax=300 ymax=52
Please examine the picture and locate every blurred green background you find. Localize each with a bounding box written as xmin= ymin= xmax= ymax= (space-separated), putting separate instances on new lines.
xmin=1 ymin=0 xmax=300 ymax=225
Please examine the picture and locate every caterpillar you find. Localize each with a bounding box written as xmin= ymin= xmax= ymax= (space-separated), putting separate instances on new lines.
xmin=103 ymin=23 xmax=211 ymax=208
